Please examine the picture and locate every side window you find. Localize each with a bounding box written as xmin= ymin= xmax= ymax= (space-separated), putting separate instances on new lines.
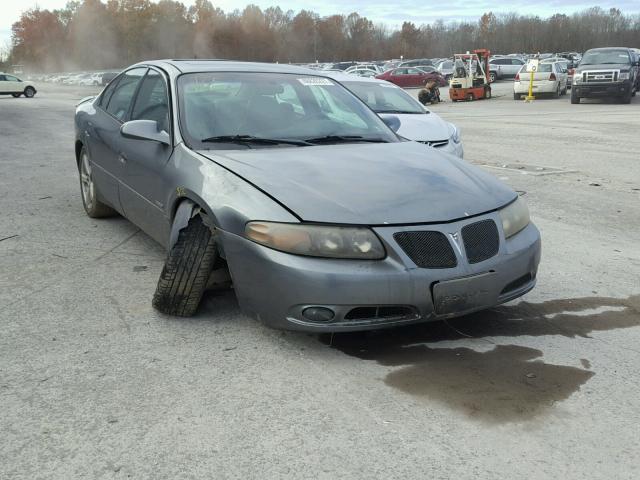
xmin=99 ymin=75 xmax=120 ymax=107
xmin=394 ymin=69 xmax=406 ymax=75
xmin=131 ymin=70 xmax=170 ymax=132
xmin=6 ymin=75 xmax=19 ymax=82
xmin=0 ymin=75 xmax=6 ymax=81
xmin=512 ymin=59 xmax=523 ymax=65
xmin=407 ymin=68 xmax=421 ymax=74
xmin=105 ymin=68 xmax=146 ymax=121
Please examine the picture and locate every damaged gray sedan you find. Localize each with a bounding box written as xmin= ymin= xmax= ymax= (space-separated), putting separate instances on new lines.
xmin=74 ymin=60 xmax=541 ymax=331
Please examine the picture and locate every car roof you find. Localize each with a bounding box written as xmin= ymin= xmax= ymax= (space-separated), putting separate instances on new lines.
xmin=132 ymin=59 xmax=320 ymax=76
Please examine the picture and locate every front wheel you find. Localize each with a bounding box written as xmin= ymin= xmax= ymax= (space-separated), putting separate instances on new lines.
xmin=153 ymin=215 xmax=218 ymax=317
xmin=484 ymin=87 xmax=491 ymax=99
xmin=24 ymin=87 xmax=36 ymax=98
xmin=571 ymin=91 xmax=580 ymax=104
xmin=11 ymin=93 xmax=21 ymax=98
xmin=620 ymin=91 xmax=632 ymax=104
xmin=513 ymin=92 xmax=521 ymax=100
xmin=489 ymin=72 xmax=497 ymax=83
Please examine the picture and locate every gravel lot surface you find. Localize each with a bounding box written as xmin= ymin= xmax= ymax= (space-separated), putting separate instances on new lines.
xmin=1 ymin=81 xmax=639 ymax=479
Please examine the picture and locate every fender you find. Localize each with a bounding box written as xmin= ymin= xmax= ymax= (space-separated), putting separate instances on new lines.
xmin=168 ymin=199 xmax=198 ymax=250
xmin=168 ymin=198 xmax=222 ymax=254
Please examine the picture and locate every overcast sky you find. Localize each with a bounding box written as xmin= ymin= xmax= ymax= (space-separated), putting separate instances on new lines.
xmin=2 ymin=0 xmax=639 ymax=46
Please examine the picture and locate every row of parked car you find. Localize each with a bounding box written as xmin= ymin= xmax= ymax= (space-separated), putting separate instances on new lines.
xmin=512 ymin=47 xmax=639 ymax=103
xmin=27 ymin=71 xmax=119 ymax=86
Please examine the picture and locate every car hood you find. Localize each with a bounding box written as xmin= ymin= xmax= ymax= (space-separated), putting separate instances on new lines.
xmin=576 ymin=63 xmax=631 ymax=72
xmin=380 ymin=112 xmax=451 ymax=143
xmin=199 ymin=142 xmax=515 ymax=225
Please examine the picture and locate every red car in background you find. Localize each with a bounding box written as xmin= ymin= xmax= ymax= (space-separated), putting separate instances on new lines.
xmin=376 ymin=67 xmax=447 ymax=87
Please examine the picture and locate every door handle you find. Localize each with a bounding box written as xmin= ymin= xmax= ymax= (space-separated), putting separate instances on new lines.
xmin=118 ymin=154 xmax=127 ymax=164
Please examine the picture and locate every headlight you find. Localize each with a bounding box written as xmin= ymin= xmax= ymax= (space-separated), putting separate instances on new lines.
xmin=573 ymin=74 xmax=582 ymax=84
xmin=448 ymin=123 xmax=461 ymax=144
xmin=499 ymin=197 xmax=530 ymax=239
xmin=245 ymin=222 xmax=386 ymax=259
xmin=619 ymin=72 xmax=630 ymax=80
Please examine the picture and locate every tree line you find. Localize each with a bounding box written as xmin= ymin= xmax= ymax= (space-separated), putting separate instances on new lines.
xmin=5 ymin=0 xmax=640 ymax=72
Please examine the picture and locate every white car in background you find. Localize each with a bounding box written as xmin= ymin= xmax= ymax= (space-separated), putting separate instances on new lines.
xmin=0 ymin=73 xmax=37 ymax=97
xmin=513 ymin=62 xmax=568 ymax=99
xmin=329 ymin=73 xmax=463 ymax=158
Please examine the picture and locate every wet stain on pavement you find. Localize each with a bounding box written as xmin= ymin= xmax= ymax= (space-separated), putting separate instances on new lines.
xmin=384 ymin=345 xmax=594 ymax=423
xmin=320 ymin=295 xmax=639 ymax=423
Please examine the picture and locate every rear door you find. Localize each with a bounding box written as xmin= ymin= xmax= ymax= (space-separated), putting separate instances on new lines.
xmin=118 ymin=68 xmax=173 ymax=244
xmin=406 ymin=68 xmax=424 ymax=87
xmin=507 ymin=59 xmax=525 ymax=76
xmin=88 ymin=67 xmax=147 ymax=212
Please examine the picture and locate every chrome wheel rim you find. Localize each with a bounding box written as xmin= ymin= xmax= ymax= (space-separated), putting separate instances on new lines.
xmin=80 ymin=153 xmax=95 ymax=210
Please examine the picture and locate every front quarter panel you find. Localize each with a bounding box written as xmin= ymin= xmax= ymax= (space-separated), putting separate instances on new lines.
xmin=165 ymin=144 xmax=300 ymax=240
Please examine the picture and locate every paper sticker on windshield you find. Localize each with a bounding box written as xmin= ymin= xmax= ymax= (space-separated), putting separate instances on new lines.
xmin=298 ymin=77 xmax=334 ymax=86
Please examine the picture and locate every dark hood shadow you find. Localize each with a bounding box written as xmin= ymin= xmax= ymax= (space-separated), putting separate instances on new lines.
xmin=320 ymin=295 xmax=639 ymax=423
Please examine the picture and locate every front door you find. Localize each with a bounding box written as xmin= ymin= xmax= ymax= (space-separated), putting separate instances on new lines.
xmin=0 ymin=74 xmax=21 ymax=93
xmin=118 ymin=69 xmax=173 ymax=245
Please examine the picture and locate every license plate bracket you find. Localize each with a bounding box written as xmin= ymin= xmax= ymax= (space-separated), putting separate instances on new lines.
xmin=432 ymin=272 xmax=500 ymax=316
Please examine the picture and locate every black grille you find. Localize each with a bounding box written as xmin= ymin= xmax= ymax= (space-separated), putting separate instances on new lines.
xmin=344 ymin=306 xmax=416 ymax=321
xmin=394 ymin=231 xmax=457 ymax=268
xmin=462 ymin=220 xmax=499 ymax=264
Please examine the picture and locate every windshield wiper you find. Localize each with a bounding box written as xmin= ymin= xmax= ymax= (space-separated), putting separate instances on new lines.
xmin=377 ymin=109 xmax=425 ymax=114
xmin=200 ymin=135 xmax=312 ymax=147
xmin=303 ymin=135 xmax=390 ymax=144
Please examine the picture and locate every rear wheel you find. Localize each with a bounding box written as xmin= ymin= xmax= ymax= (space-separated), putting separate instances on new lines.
xmin=78 ymin=148 xmax=116 ymax=218
xmin=484 ymin=87 xmax=491 ymax=99
xmin=489 ymin=72 xmax=497 ymax=83
xmin=153 ymin=215 xmax=218 ymax=317
xmin=24 ymin=87 xmax=35 ymax=98
xmin=553 ymin=83 xmax=561 ymax=99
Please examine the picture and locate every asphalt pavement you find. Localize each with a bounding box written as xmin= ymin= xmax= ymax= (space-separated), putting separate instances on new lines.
xmin=1 ymin=81 xmax=639 ymax=479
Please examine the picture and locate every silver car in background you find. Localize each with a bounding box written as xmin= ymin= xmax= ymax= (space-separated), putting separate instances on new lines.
xmin=74 ymin=60 xmax=540 ymax=332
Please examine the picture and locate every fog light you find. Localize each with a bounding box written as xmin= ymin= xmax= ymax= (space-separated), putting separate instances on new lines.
xmin=302 ymin=307 xmax=335 ymax=323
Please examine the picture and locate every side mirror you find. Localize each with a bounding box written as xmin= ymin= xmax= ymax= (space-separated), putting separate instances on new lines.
xmin=121 ymin=120 xmax=170 ymax=145
xmin=382 ymin=115 xmax=401 ymax=132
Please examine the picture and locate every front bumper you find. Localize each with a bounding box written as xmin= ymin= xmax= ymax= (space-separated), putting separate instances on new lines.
xmin=573 ymin=81 xmax=631 ymax=97
xmin=222 ymin=212 xmax=541 ymax=332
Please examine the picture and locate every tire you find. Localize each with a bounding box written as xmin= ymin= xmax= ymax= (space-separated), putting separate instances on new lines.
xmin=513 ymin=92 xmax=521 ymax=100
xmin=620 ymin=91 xmax=632 ymax=104
xmin=466 ymin=93 xmax=474 ymax=101
xmin=78 ymin=147 xmax=116 ymax=218
xmin=484 ymin=87 xmax=491 ymax=99
xmin=489 ymin=72 xmax=497 ymax=83
xmin=571 ymin=91 xmax=580 ymax=104
xmin=24 ymin=87 xmax=36 ymax=98
xmin=11 ymin=93 xmax=21 ymax=98
xmin=553 ymin=83 xmax=560 ymax=99
xmin=153 ymin=215 xmax=218 ymax=317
